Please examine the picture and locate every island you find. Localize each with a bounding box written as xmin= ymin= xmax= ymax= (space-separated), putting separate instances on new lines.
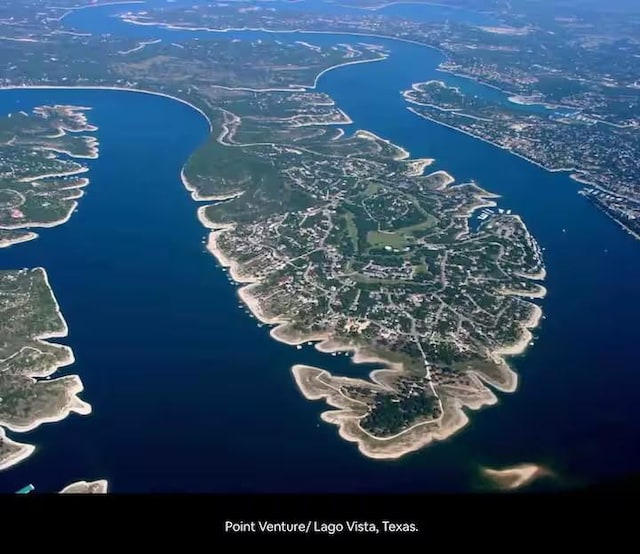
xmin=59 ymin=479 xmax=108 ymax=494
xmin=0 ymin=268 xmax=91 ymax=470
xmin=0 ymin=104 xmax=98 ymax=247
xmin=0 ymin=0 xmax=546 ymax=460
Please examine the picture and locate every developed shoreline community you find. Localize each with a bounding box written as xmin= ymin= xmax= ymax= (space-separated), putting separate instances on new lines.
xmin=0 ymin=0 xmax=558 ymax=491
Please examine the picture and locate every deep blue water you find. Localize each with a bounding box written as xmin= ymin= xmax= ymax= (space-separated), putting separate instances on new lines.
xmin=0 ymin=1 xmax=639 ymax=493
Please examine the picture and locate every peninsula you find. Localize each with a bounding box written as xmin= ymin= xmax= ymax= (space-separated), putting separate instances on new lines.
xmin=0 ymin=104 xmax=98 ymax=246
xmin=0 ymin=268 xmax=91 ymax=470
xmin=60 ymin=479 xmax=108 ymax=494
xmin=0 ymin=0 xmax=546 ymax=460
xmin=0 ymin=427 xmax=34 ymax=471
xmin=191 ymin=87 xmax=545 ymax=458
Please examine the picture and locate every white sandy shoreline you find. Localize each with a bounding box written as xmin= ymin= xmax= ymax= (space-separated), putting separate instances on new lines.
xmin=291 ymin=362 xmax=494 ymax=459
xmin=20 ymin=166 xmax=89 ymax=183
xmin=120 ymin=17 xmax=444 ymax=54
xmin=500 ymin=284 xmax=547 ymax=299
xmin=493 ymin=304 xmax=542 ymax=357
xmin=182 ymin=169 xmax=244 ymax=202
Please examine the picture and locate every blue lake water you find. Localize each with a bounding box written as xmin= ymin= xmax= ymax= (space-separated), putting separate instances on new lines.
xmin=0 ymin=1 xmax=639 ymax=492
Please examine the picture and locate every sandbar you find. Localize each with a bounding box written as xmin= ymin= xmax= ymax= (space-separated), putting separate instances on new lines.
xmin=481 ymin=463 xmax=550 ymax=490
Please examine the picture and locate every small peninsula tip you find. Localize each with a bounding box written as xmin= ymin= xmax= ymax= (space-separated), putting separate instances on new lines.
xmin=59 ymin=479 xmax=108 ymax=494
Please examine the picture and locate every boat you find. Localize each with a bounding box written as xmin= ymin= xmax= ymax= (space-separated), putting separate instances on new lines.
xmin=15 ymin=484 xmax=35 ymax=494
